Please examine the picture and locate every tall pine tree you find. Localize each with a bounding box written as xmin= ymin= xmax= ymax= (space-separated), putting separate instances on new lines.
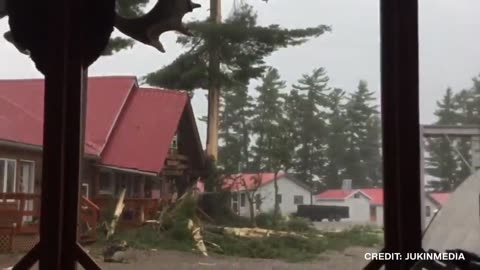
xmin=427 ymin=88 xmax=460 ymax=191
xmin=251 ymin=67 xmax=286 ymax=171
xmin=143 ymin=3 xmax=330 ymax=163
xmin=343 ymin=80 xmax=381 ymax=188
xmin=291 ymin=68 xmax=330 ymax=196
xmin=218 ymin=84 xmax=254 ymax=173
xmin=323 ymin=88 xmax=349 ymax=189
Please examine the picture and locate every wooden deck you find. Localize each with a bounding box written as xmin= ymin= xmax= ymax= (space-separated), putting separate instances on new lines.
xmin=0 ymin=193 xmax=164 ymax=252
xmin=0 ymin=193 xmax=102 ymax=252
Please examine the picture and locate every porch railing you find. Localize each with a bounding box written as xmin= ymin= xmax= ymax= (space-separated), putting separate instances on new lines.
xmin=0 ymin=193 xmax=41 ymax=234
xmin=91 ymin=196 xmax=161 ymax=226
xmin=0 ymin=193 xmax=100 ymax=242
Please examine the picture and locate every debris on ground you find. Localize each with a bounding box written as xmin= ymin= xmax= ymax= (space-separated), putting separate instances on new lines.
xmin=103 ymin=240 xmax=130 ymax=263
xmin=204 ymin=225 xmax=313 ymax=239
xmin=188 ymin=218 xmax=208 ymax=256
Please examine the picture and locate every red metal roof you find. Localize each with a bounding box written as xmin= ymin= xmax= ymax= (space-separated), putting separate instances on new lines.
xmin=316 ymin=188 xmax=384 ymax=205
xmin=360 ymin=188 xmax=384 ymax=205
xmin=0 ymin=77 xmax=193 ymax=173
xmin=429 ymin=192 xmax=450 ymax=206
xmin=222 ymin=173 xmax=285 ymax=191
xmin=315 ymin=189 xmax=354 ymax=200
xmin=0 ymin=76 xmax=136 ymax=155
xmin=100 ymin=88 xmax=188 ymax=173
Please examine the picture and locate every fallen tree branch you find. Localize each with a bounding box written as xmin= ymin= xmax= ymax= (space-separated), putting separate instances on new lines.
xmin=106 ymin=188 xmax=126 ymax=239
xmin=188 ymin=219 xmax=208 ymax=256
xmin=204 ymin=225 xmax=313 ymax=239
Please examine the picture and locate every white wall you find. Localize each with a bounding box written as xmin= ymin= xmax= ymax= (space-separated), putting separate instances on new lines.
xmin=231 ymin=176 xmax=311 ymax=217
xmin=315 ymin=191 xmax=371 ymax=222
xmin=375 ymin=205 xmax=383 ymax=227
xmin=369 ymin=199 xmax=438 ymax=228
xmin=425 ymin=197 xmax=440 ymax=228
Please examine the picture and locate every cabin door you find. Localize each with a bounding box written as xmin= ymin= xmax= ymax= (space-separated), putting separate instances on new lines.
xmin=370 ymin=205 xmax=377 ymax=223
xmin=20 ymin=161 xmax=35 ymax=223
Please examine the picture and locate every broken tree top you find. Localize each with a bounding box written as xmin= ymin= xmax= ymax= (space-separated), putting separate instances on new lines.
xmin=1 ymin=0 xmax=200 ymax=74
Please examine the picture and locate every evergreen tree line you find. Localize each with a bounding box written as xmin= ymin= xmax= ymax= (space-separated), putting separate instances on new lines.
xmin=218 ymin=67 xmax=382 ymax=190
xmin=427 ymin=75 xmax=480 ymax=191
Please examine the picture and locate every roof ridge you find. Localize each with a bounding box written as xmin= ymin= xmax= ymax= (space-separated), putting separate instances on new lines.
xmin=0 ymin=76 xmax=137 ymax=83
xmin=139 ymin=87 xmax=190 ymax=95
xmin=97 ymin=78 xmax=137 ymax=156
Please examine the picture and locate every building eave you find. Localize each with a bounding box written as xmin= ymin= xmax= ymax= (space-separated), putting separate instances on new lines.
xmin=96 ymin=164 xmax=158 ymax=176
xmin=0 ymin=139 xmax=99 ymax=160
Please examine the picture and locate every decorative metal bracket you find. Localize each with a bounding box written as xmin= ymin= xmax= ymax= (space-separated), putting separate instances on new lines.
xmin=2 ymin=0 xmax=201 ymax=71
xmin=115 ymin=0 xmax=201 ymax=52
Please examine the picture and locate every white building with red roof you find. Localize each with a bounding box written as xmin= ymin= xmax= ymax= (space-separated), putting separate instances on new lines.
xmin=316 ymin=186 xmax=450 ymax=226
xmin=222 ymin=173 xmax=312 ymax=217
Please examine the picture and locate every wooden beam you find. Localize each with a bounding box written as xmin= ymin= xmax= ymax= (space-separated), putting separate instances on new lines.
xmin=162 ymin=170 xmax=184 ymax=176
xmin=381 ymin=0 xmax=422 ymax=269
xmin=422 ymin=125 xmax=480 ymax=137
xmin=164 ymin=164 xmax=189 ymax=170
xmin=166 ymin=153 xmax=188 ymax=161
xmin=165 ymin=160 xmax=180 ymax=166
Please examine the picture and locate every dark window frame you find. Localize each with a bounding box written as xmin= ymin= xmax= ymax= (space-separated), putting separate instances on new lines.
xmin=293 ymin=195 xmax=303 ymax=205
xmin=12 ymin=0 xmax=423 ymax=269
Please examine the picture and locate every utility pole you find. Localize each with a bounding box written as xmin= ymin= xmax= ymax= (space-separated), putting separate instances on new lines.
xmin=206 ymin=0 xmax=222 ymax=161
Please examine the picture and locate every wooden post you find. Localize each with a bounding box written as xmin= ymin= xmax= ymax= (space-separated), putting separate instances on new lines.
xmin=381 ymin=0 xmax=422 ymax=269
xmin=11 ymin=0 xmax=102 ymax=268
xmin=139 ymin=176 xmax=145 ymax=198
xmin=419 ymin=126 xmax=426 ymax=231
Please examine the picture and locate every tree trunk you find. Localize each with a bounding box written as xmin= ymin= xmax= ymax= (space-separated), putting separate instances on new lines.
xmin=273 ymin=171 xmax=280 ymax=226
xmin=206 ymin=89 xmax=220 ymax=160
xmin=206 ymin=0 xmax=222 ymax=160
xmin=248 ymin=196 xmax=256 ymax=227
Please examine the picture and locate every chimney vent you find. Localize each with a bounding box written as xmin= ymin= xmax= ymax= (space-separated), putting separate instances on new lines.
xmin=342 ymin=179 xmax=352 ymax=191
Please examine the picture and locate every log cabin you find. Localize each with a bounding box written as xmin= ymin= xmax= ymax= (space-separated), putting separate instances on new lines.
xmin=0 ymin=76 xmax=205 ymax=251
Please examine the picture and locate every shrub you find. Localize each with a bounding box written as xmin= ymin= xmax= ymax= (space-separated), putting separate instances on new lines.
xmin=255 ymin=211 xmax=284 ymax=229
xmin=284 ymin=216 xmax=313 ymax=232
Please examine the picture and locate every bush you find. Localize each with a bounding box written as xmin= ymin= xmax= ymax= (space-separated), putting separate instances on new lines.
xmin=205 ymin=233 xmax=326 ymax=262
xmin=284 ymin=216 xmax=313 ymax=232
xmin=254 ymin=212 xmax=313 ymax=233
xmin=98 ymin=219 xmax=382 ymax=262
xmin=198 ymin=192 xmax=252 ymax=227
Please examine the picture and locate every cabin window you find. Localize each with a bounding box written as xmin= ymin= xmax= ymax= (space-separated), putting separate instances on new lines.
xmin=0 ymin=159 xmax=17 ymax=193
xmin=19 ymin=160 xmax=35 ymax=194
xmin=232 ymin=193 xmax=239 ymax=213
xmin=426 ymin=205 xmax=431 ymax=217
xmin=115 ymin=173 xmax=136 ymax=197
xmin=255 ymin=194 xmax=262 ymax=210
xmin=294 ymin=195 xmax=304 ymax=205
xmin=240 ymin=193 xmax=246 ymax=207
xmin=170 ymin=133 xmax=178 ymax=152
xmin=99 ymin=171 xmax=114 ymax=195
xmin=353 ymin=193 xmax=360 ymax=199
xmin=276 ymin=194 xmax=282 ymax=204
xmin=81 ymin=183 xmax=89 ymax=198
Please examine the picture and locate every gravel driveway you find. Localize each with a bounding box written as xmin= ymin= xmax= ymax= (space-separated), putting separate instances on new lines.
xmin=1 ymin=246 xmax=379 ymax=270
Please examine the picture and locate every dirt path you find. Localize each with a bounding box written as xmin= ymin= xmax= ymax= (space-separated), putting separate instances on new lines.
xmin=0 ymin=246 xmax=377 ymax=270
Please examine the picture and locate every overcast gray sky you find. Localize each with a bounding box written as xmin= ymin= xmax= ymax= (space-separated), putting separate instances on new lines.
xmin=1 ymin=0 xmax=480 ymax=146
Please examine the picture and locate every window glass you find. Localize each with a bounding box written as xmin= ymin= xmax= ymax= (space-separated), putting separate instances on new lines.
xmin=294 ymin=195 xmax=304 ymax=205
xmin=0 ymin=160 xmax=5 ymax=192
